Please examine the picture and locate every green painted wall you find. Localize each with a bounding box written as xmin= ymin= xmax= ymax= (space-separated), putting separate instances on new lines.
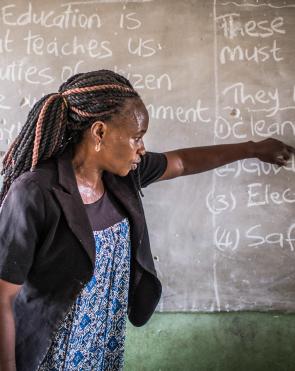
xmin=125 ymin=313 xmax=295 ymax=371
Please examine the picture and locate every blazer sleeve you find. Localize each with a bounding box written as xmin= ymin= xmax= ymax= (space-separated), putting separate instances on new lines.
xmin=137 ymin=152 xmax=168 ymax=188
xmin=0 ymin=176 xmax=46 ymax=284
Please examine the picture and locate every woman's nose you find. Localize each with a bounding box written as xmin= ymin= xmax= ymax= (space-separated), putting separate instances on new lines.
xmin=138 ymin=141 xmax=146 ymax=156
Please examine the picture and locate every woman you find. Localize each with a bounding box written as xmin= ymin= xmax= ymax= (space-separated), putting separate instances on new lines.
xmin=0 ymin=70 xmax=293 ymax=371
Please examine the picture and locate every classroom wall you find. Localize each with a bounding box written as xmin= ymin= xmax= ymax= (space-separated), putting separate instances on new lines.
xmin=1 ymin=1 xmax=295 ymax=312
xmin=125 ymin=313 xmax=295 ymax=371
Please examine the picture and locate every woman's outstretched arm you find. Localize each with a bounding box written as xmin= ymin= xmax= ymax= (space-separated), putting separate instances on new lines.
xmin=159 ymin=138 xmax=295 ymax=181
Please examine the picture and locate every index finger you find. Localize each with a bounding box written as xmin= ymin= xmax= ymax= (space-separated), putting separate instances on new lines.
xmin=286 ymin=145 xmax=295 ymax=154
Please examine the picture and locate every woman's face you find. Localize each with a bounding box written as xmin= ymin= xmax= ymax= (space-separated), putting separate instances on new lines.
xmin=97 ymin=98 xmax=148 ymax=176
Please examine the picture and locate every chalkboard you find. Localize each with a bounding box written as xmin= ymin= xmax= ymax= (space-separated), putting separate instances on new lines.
xmin=1 ymin=0 xmax=295 ymax=312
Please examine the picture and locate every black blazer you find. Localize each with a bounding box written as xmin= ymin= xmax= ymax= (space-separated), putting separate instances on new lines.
xmin=0 ymin=145 xmax=167 ymax=371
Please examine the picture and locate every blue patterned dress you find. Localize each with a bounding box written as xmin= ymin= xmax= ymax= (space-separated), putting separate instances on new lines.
xmin=39 ymin=217 xmax=131 ymax=371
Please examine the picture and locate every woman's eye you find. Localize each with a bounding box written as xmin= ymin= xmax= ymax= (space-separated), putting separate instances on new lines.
xmin=134 ymin=137 xmax=141 ymax=142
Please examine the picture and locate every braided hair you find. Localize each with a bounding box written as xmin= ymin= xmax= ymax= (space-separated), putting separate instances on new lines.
xmin=0 ymin=70 xmax=141 ymax=205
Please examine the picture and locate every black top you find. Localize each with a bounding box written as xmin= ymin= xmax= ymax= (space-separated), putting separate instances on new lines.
xmin=84 ymin=189 xmax=126 ymax=231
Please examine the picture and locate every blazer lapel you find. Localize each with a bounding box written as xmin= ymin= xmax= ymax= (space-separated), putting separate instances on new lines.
xmin=104 ymin=172 xmax=158 ymax=278
xmin=52 ymin=146 xmax=96 ymax=269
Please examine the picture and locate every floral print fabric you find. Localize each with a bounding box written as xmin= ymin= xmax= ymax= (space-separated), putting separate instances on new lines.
xmin=39 ymin=218 xmax=130 ymax=371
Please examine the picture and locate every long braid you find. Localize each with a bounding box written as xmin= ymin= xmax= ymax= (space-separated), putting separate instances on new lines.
xmin=0 ymin=70 xmax=140 ymax=205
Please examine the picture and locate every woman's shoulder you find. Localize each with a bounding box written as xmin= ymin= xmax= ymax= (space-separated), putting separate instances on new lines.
xmin=12 ymin=158 xmax=58 ymax=192
xmin=1 ymin=159 xmax=57 ymax=214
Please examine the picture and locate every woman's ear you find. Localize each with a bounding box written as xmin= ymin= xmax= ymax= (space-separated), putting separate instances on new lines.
xmin=91 ymin=121 xmax=107 ymax=142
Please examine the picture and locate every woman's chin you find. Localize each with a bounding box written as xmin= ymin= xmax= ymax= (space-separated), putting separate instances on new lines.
xmin=114 ymin=168 xmax=131 ymax=177
xmin=109 ymin=164 xmax=134 ymax=177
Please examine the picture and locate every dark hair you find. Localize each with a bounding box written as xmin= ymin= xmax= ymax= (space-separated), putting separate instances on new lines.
xmin=0 ymin=70 xmax=140 ymax=205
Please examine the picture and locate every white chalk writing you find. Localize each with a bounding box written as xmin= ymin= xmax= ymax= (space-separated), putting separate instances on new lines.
xmin=206 ymin=189 xmax=236 ymax=215
xmin=219 ymin=40 xmax=283 ymax=64
xmin=247 ymin=183 xmax=295 ymax=207
xmin=1 ymin=3 xmax=102 ymax=29
xmin=215 ymin=157 xmax=295 ymax=178
xmin=214 ymin=223 xmax=295 ymax=252
xmin=147 ymin=101 xmax=211 ymax=124
xmin=216 ymin=14 xmax=285 ymax=39
xmin=24 ymin=30 xmax=112 ymax=59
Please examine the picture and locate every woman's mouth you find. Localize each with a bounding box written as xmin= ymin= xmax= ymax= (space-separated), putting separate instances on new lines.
xmin=131 ymin=159 xmax=141 ymax=170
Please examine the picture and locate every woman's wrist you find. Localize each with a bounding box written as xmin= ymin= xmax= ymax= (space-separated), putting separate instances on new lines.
xmin=245 ymin=140 xmax=257 ymax=158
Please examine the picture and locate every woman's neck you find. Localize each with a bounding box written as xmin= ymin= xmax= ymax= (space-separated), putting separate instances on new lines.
xmin=71 ymin=142 xmax=105 ymax=204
